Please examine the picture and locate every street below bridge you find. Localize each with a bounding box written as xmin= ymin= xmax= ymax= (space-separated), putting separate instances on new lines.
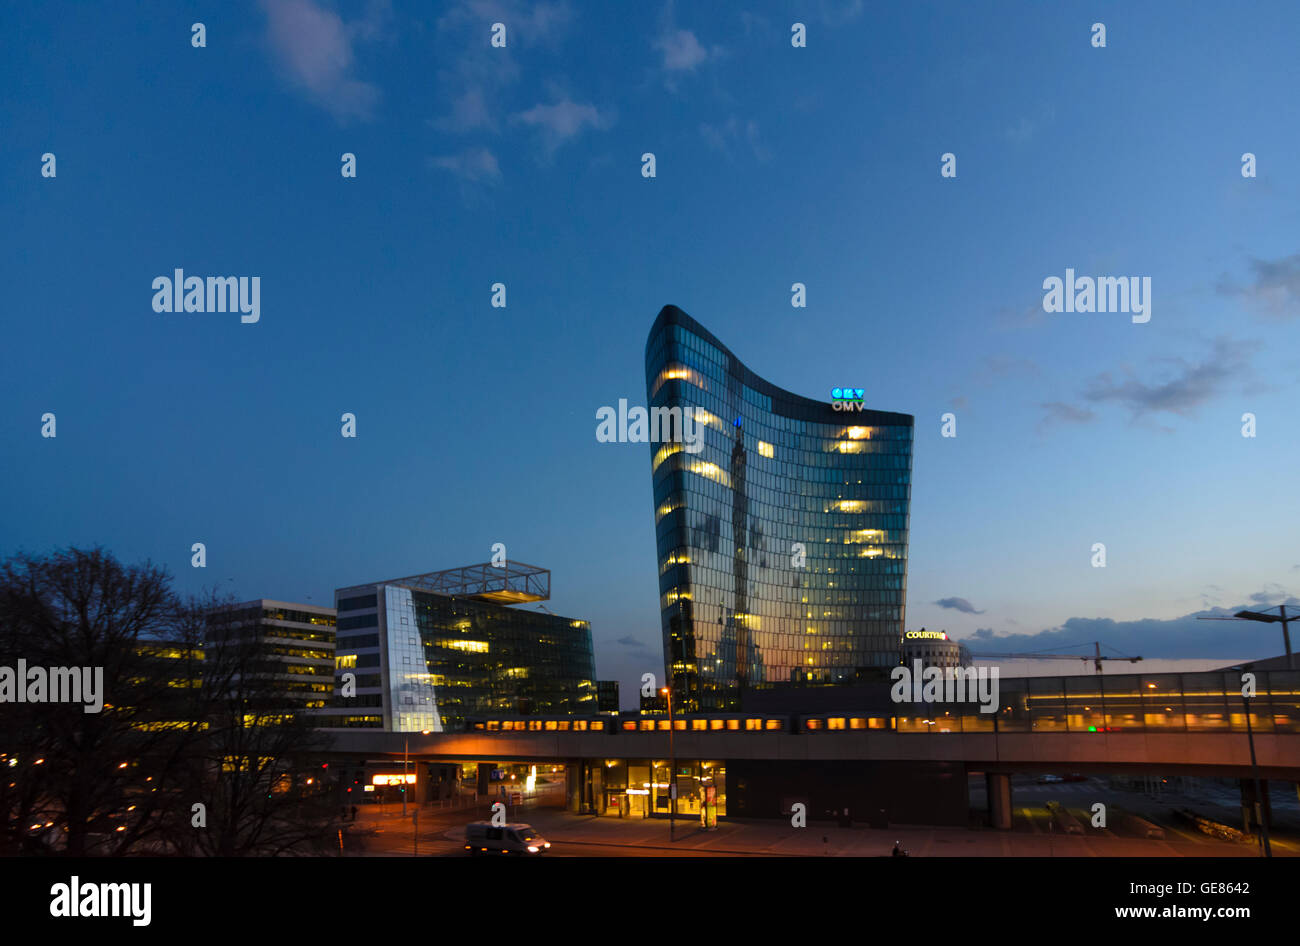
xmin=343 ymin=778 xmax=1299 ymax=857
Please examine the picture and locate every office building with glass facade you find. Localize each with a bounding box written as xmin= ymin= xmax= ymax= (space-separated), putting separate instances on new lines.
xmin=318 ymin=562 xmax=597 ymax=732
xmin=645 ymin=305 xmax=914 ymax=711
xmin=205 ymin=599 xmax=337 ymax=710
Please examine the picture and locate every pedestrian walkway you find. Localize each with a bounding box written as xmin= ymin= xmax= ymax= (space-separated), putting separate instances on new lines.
xmin=435 ymin=808 xmax=1285 ymax=857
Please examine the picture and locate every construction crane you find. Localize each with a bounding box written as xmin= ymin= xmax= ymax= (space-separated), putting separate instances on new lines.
xmin=969 ymin=641 xmax=1142 ymax=675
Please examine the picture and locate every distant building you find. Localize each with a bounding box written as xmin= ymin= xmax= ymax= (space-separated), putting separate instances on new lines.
xmin=206 ymin=600 xmax=337 ymax=709
xmin=639 ymin=692 xmax=667 ymax=715
xmin=597 ymin=680 xmax=620 ymax=714
xmin=319 ymin=562 xmax=597 ymax=732
xmin=901 ymin=628 xmax=971 ymax=670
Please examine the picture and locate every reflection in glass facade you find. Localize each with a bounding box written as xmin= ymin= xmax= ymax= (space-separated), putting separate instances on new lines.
xmin=322 ymin=571 xmax=597 ymax=732
xmin=645 ymin=305 xmax=914 ymax=711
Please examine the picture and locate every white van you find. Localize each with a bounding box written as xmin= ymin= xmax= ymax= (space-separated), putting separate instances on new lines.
xmin=464 ymin=822 xmax=551 ymax=855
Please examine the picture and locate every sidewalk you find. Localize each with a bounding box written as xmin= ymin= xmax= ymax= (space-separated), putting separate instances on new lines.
xmin=440 ymin=808 xmax=1279 ymax=857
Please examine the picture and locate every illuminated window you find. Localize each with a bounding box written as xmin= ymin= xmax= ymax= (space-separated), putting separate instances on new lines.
xmin=557 ymin=721 xmax=570 ymax=731
xmin=573 ymin=720 xmax=587 ymax=731
xmin=849 ymin=718 xmax=867 ymax=730
xmin=486 ymin=720 xmax=500 ymax=731
xmin=827 ymin=717 xmax=846 ymax=730
xmin=657 ymin=720 xmax=671 ymax=731
xmin=657 ymin=500 xmax=683 ymax=521
xmin=846 ymin=427 xmax=870 ymax=439
xmin=652 ymin=442 xmax=684 ymax=471
xmin=590 ymin=720 xmax=604 ymax=731
xmin=544 ymin=720 xmax=558 ymax=731
xmin=744 ymin=718 xmax=762 ymax=731
xmin=757 ymin=440 xmax=774 ymax=458
xmin=805 ymin=719 xmax=823 ymax=731
xmin=690 ymin=461 xmax=730 ymax=487
xmin=622 ymin=721 xmax=637 ymax=731
xmin=709 ymin=719 xmax=725 ymax=730
xmin=652 ymin=364 xmax=708 ymax=395
xmin=764 ymin=719 xmax=782 ymax=731
xmin=673 ymin=719 xmax=686 ymax=730
xmin=445 ymin=640 xmax=489 ymax=653
xmin=692 ymin=719 xmax=707 ymax=731
xmin=693 ymin=408 xmax=718 ymax=428
xmin=725 ymin=718 xmax=740 ymax=730
xmin=640 ymin=720 xmax=655 ymax=731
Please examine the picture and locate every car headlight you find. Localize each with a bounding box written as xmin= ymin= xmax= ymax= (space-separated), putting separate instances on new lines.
xmin=543 ymin=842 xmax=551 ymax=848
xmin=527 ymin=846 xmax=539 ymax=853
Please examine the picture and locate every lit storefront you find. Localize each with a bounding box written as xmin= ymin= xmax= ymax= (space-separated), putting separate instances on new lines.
xmin=588 ymin=759 xmax=727 ymax=821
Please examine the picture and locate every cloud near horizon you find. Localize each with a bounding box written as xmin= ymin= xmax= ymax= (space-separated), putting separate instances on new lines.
xmin=962 ymin=595 xmax=1300 ymax=660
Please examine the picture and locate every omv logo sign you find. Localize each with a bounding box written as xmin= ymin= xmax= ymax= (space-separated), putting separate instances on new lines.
xmin=831 ymin=388 xmax=865 ymax=411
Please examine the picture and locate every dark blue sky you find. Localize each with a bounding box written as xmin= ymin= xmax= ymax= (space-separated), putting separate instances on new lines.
xmin=3 ymin=1 xmax=1298 ymax=697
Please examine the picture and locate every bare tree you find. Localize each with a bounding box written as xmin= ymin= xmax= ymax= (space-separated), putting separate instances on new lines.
xmin=0 ymin=547 xmax=200 ymax=855
xmin=161 ymin=597 xmax=338 ymax=856
xmin=0 ymin=547 xmax=339 ymax=856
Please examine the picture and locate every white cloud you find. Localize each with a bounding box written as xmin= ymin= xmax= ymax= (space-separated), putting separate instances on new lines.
xmin=430 ymin=147 xmax=502 ymax=182
xmin=656 ymin=28 xmax=709 ymax=71
xmin=259 ymin=0 xmax=387 ymax=122
xmin=700 ymin=116 xmax=769 ymax=162
xmin=511 ymin=99 xmax=613 ymax=152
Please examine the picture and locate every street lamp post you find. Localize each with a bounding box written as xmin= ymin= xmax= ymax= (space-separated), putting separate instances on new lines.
xmin=662 ymin=687 xmax=676 ymax=842
xmin=1230 ymin=665 xmax=1272 ymax=858
xmin=1234 ymin=605 xmax=1294 ymax=671
xmin=402 ymin=735 xmax=409 ymax=818
xmin=1241 ymin=689 xmax=1272 ymax=858
xmin=1199 ymin=606 xmax=1295 ymax=670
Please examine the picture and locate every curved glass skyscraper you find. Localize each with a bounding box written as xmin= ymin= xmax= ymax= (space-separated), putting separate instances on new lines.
xmin=645 ymin=305 xmax=913 ymax=712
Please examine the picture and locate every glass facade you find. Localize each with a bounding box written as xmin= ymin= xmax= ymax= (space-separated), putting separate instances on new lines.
xmin=323 ymin=576 xmax=597 ymax=732
xmin=645 ymin=305 xmax=914 ymax=711
xmin=408 ymin=589 xmax=596 ymax=730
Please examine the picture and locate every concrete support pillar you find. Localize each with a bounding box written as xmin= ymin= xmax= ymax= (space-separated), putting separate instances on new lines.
xmin=565 ymin=761 xmax=582 ymax=813
xmin=1240 ymin=778 xmax=1273 ymax=832
xmin=986 ymin=773 xmax=1012 ymax=830
xmin=477 ymin=763 xmax=494 ymax=797
xmin=591 ymin=763 xmax=603 ymax=816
